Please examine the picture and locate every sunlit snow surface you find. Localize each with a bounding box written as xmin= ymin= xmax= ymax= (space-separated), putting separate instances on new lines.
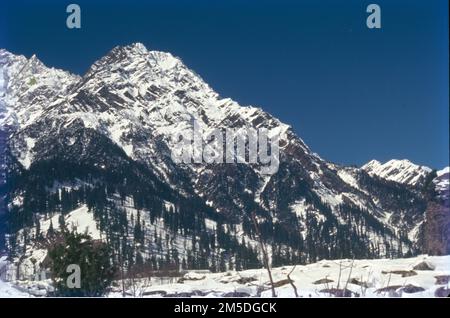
xmin=362 ymin=159 xmax=432 ymax=186
xmin=107 ymin=255 xmax=450 ymax=298
xmin=109 ymin=255 xmax=450 ymax=298
xmin=0 ymin=256 xmax=32 ymax=297
xmin=0 ymin=281 xmax=32 ymax=297
xmin=2 ymin=255 xmax=449 ymax=298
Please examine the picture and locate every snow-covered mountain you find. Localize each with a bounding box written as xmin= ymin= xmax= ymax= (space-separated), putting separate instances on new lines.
xmin=0 ymin=44 xmax=448 ymax=278
xmin=434 ymin=167 xmax=450 ymax=201
xmin=362 ymin=159 xmax=432 ymax=187
xmin=0 ymin=49 xmax=79 ymax=131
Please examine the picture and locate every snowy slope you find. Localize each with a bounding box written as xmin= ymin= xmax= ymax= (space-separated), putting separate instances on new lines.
xmin=434 ymin=167 xmax=450 ymax=200
xmin=0 ymin=49 xmax=79 ymax=130
xmin=0 ymin=280 xmax=33 ymax=297
xmin=362 ymin=159 xmax=432 ymax=186
xmin=0 ymin=256 xmax=33 ymax=297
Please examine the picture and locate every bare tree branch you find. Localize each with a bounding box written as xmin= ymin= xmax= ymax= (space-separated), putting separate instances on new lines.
xmin=251 ymin=212 xmax=276 ymax=297
xmin=287 ymin=265 xmax=299 ymax=297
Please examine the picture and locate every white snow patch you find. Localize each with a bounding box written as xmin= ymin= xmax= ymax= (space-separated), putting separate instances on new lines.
xmin=337 ymin=169 xmax=360 ymax=189
xmin=204 ymin=218 xmax=217 ymax=231
xmin=40 ymin=205 xmax=101 ymax=240
xmin=437 ymin=167 xmax=449 ymax=177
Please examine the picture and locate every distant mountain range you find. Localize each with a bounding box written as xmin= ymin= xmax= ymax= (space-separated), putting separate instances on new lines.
xmin=0 ymin=44 xmax=448 ymax=277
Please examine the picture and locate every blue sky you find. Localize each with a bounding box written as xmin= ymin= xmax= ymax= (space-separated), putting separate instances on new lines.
xmin=0 ymin=0 xmax=448 ymax=168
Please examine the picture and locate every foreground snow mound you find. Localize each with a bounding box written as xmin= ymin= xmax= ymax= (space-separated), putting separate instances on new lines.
xmin=2 ymin=255 xmax=449 ymax=298
xmin=107 ymin=255 xmax=450 ymax=298
xmin=0 ymin=280 xmax=33 ymax=298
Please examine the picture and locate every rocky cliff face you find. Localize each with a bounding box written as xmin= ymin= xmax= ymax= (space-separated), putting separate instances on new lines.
xmin=421 ymin=168 xmax=450 ymax=255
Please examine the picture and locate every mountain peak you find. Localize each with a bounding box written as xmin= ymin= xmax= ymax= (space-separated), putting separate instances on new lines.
xmin=0 ymin=48 xmax=14 ymax=57
xmin=0 ymin=49 xmax=25 ymax=67
xmin=128 ymin=42 xmax=148 ymax=53
xmin=0 ymin=50 xmax=43 ymax=68
xmin=0 ymin=49 xmax=80 ymax=130
xmin=113 ymin=42 xmax=149 ymax=56
xmin=362 ymin=158 xmax=432 ymax=186
xmin=105 ymin=43 xmax=180 ymax=67
xmin=0 ymin=48 xmax=10 ymax=57
xmin=437 ymin=166 xmax=450 ymax=177
xmin=362 ymin=159 xmax=382 ymax=170
xmin=85 ymin=43 xmax=185 ymax=82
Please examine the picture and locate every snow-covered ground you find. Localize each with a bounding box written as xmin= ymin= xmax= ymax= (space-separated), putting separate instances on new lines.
xmin=1 ymin=254 xmax=449 ymax=298
xmin=0 ymin=256 xmax=33 ymax=297
xmin=0 ymin=280 xmax=33 ymax=297
xmin=108 ymin=255 xmax=450 ymax=298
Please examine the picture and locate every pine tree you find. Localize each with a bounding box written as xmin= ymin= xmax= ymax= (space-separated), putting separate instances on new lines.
xmin=58 ymin=214 xmax=66 ymax=232
xmin=47 ymin=220 xmax=55 ymax=238
xmin=35 ymin=218 xmax=42 ymax=240
xmin=47 ymin=231 xmax=115 ymax=297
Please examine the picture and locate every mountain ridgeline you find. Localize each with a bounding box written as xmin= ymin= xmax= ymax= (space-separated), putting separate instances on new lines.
xmin=0 ymin=44 xmax=448 ymax=276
